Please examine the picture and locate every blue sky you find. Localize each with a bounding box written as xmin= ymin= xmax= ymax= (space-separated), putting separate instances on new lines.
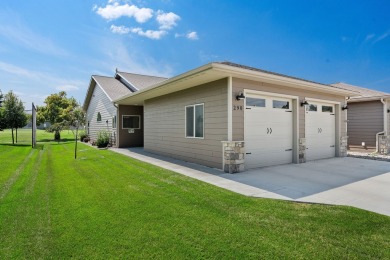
xmin=0 ymin=0 xmax=389 ymax=106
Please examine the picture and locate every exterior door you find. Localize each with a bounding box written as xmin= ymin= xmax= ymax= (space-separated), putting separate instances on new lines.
xmin=245 ymin=94 xmax=294 ymax=169
xmin=305 ymin=102 xmax=336 ymax=161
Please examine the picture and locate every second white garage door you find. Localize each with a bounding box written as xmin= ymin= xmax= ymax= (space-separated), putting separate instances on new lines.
xmin=305 ymin=102 xmax=336 ymax=161
xmin=245 ymin=94 xmax=294 ymax=169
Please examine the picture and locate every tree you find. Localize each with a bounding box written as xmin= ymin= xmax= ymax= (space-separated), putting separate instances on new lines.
xmin=2 ymin=91 xmax=28 ymax=144
xmin=0 ymin=89 xmax=4 ymax=131
xmin=37 ymin=91 xmax=79 ymax=140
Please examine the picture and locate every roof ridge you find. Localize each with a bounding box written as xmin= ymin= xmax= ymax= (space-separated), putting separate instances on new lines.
xmin=116 ymin=71 xmax=168 ymax=79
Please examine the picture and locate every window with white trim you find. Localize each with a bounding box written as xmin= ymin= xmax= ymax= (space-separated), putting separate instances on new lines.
xmin=186 ymin=104 xmax=204 ymax=138
xmin=122 ymin=115 xmax=140 ymax=129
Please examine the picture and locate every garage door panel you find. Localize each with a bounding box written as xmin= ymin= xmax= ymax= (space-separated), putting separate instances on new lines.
xmin=305 ymin=102 xmax=336 ymax=161
xmin=245 ymin=94 xmax=294 ymax=169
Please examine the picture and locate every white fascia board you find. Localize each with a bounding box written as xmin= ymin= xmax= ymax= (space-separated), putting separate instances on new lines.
xmin=211 ymin=63 xmax=358 ymax=97
xmin=82 ymin=77 xmax=97 ymax=111
xmin=348 ymin=95 xmax=390 ymax=103
xmin=114 ymin=63 xmax=214 ymax=104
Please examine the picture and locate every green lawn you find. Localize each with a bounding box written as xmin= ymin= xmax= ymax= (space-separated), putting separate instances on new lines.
xmin=0 ymin=129 xmax=389 ymax=258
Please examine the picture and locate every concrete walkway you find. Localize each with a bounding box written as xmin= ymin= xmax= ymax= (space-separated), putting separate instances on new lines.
xmin=110 ymin=148 xmax=390 ymax=217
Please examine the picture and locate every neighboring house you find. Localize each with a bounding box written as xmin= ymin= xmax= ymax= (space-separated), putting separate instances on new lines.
xmin=114 ymin=62 xmax=356 ymax=173
xmin=331 ymin=82 xmax=390 ymax=154
xmin=82 ymin=71 xmax=167 ymax=146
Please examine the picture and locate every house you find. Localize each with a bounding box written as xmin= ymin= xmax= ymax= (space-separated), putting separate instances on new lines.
xmin=82 ymin=71 xmax=167 ymax=146
xmin=114 ymin=62 xmax=357 ymax=173
xmin=331 ymin=82 xmax=390 ymax=154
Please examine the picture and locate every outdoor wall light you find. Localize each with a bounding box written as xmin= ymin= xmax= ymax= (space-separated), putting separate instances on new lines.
xmin=387 ymin=109 xmax=390 ymax=113
xmin=106 ymin=120 xmax=109 ymax=124
xmin=342 ymin=105 xmax=348 ymax=110
xmin=300 ymin=100 xmax=309 ymax=106
xmin=236 ymin=92 xmax=246 ymax=101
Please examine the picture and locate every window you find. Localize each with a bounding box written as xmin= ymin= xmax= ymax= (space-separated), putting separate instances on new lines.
xmin=246 ymin=97 xmax=265 ymax=107
xmin=306 ymin=104 xmax=317 ymax=111
xmin=273 ymin=100 xmax=290 ymax=109
xmin=97 ymin=112 xmax=102 ymax=122
xmin=112 ymin=116 xmax=117 ymax=128
xmin=122 ymin=115 xmax=141 ymax=129
xmin=186 ymin=104 xmax=204 ymax=138
xmin=322 ymin=105 xmax=333 ymax=113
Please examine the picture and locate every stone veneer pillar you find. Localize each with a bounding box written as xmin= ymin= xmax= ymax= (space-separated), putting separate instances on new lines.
xmin=378 ymin=135 xmax=390 ymax=155
xmin=339 ymin=136 xmax=348 ymax=157
xmin=222 ymin=141 xmax=245 ymax=173
xmin=299 ymin=138 xmax=306 ymax=163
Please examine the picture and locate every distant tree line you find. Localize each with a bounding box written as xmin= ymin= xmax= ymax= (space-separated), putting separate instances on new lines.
xmin=0 ymin=90 xmax=28 ymax=144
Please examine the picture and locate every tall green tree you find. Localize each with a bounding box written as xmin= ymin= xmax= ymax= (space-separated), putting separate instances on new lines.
xmin=37 ymin=91 xmax=79 ymax=140
xmin=2 ymin=91 xmax=28 ymax=144
xmin=0 ymin=89 xmax=5 ymax=131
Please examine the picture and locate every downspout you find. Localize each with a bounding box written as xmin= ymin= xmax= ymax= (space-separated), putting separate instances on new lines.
xmin=375 ymin=98 xmax=387 ymax=153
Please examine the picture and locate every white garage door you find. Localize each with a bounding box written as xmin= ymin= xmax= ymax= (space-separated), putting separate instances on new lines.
xmin=245 ymin=94 xmax=293 ymax=169
xmin=305 ymin=102 xmax=336 ymax=161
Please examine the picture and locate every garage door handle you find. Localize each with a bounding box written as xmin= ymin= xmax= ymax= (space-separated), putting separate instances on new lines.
xmin=246 ymin=152 xmax=252 ymax=155
xmin=267 ymin=128 xmax=269 ymax=134
xmin=270 ymin=128 xmax=272 ymax=134
xmin=285 ymin=111 xmax=292 ymax=113
xmin=285 ymin=149 xmax=292 ymax=151
xmin=330 ymin=145 xmax=335 ymax=147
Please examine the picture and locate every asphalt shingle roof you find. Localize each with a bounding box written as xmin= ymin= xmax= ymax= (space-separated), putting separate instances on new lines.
xmin=92 ymin=75 xmax=133 ymax=101
xmin=331 ymin=82 xmax=389 ymax=99
xmin=116 ymin=72 xmax=167 ymax=91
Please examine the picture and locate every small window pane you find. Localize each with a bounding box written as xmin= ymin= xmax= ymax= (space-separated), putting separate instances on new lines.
xmin=322 ymin=105 xmax=333 ymax=113
xmin=273 ymin=100 xmax=289 ymax=109
xmin=307 ymin=104 xmax=317 ymax=111
xmin=195 ymin=105 xmax=204 ymax=138
xmin=123 ymin=116 xmax=140 ymax=129
xmin=97 ymin=112 xmax=102 ymax=122
xmin=186 ymin=106 xmax=194 ymax=137
xmin=246 ymin=97 xmax=265 ymax=107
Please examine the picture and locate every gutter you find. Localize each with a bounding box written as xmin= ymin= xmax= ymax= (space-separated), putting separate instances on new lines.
xmin=375 ymin=98 xmax=387 ymax=153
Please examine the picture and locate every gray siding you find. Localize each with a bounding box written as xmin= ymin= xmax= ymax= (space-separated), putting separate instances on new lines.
xmin=232 ymin=78 xmax=347 ymax=140
xmin=86 ymin=84 xmax=117 ymax=141
xmin=388 ymin=100 xmax=390 ymax=134
xmin=144 ymin=79 xmax=228 ymax=169
xmin=347 ymin=101 xmax=384 ymax=147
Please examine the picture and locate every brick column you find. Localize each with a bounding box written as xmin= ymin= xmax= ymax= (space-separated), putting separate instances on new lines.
xmin=299 ymin=138 xmax=306 ymax=163
xmin=339 ymin=136 xmax=348 ymax=157
xmin=222 ymin=141 xmax=245 ymax=173
xmin=379 ymin=135 xmax=390 ymax=155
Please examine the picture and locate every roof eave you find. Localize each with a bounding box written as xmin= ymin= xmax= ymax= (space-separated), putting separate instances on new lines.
xmin=115 ymin=62 xmax=358 ymax=105
xmin=211 ymin=63 xmax=358 ymax=97
xmin=348 ymin=95 xmax=390 ymax=103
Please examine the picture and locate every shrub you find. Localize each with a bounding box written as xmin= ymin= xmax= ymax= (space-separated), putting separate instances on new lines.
xmin=83 ymin=137 xmax=90 ymax=143
xmin=79 ymin=131 xmax=88 ymax=142
xmin=96 ymin=131 xmax=110 ymax=148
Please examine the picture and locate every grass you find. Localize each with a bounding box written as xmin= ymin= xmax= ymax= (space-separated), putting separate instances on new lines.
xmin=0 ymin=129 xmax=389 ymax=258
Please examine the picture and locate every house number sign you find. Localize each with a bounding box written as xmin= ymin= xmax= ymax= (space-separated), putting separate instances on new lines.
xmin=233 ymin=105 xmax=243 ymax=111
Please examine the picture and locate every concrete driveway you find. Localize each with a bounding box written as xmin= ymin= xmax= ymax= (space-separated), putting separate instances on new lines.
xmin=220 ymin=157 xmax=390 ymax=216
xmin=111 ymin=148 xmax=390 ymax=217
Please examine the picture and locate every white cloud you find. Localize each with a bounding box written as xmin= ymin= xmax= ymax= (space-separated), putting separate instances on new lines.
xmin=95 ymin=3 xmax=153 ymax=23
xmin=156 ymin=11 xmax=180 ymax=30
xmin=186 ymin=31 xmax=198 ymax=40
xmin=365 ymin=34 xmax=375 ymax=41
xmin=130 ymin=27 xmax=167 ymax=39
xmin=175 ymin=31 xmax=199 ymax=40
xmin=373 ymin=30 xmax=390 ymax=43
xmin=110 ymin=25 xmax=130 ymax=34
xmin=56 ymin=85 xmax=79 ymax=91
